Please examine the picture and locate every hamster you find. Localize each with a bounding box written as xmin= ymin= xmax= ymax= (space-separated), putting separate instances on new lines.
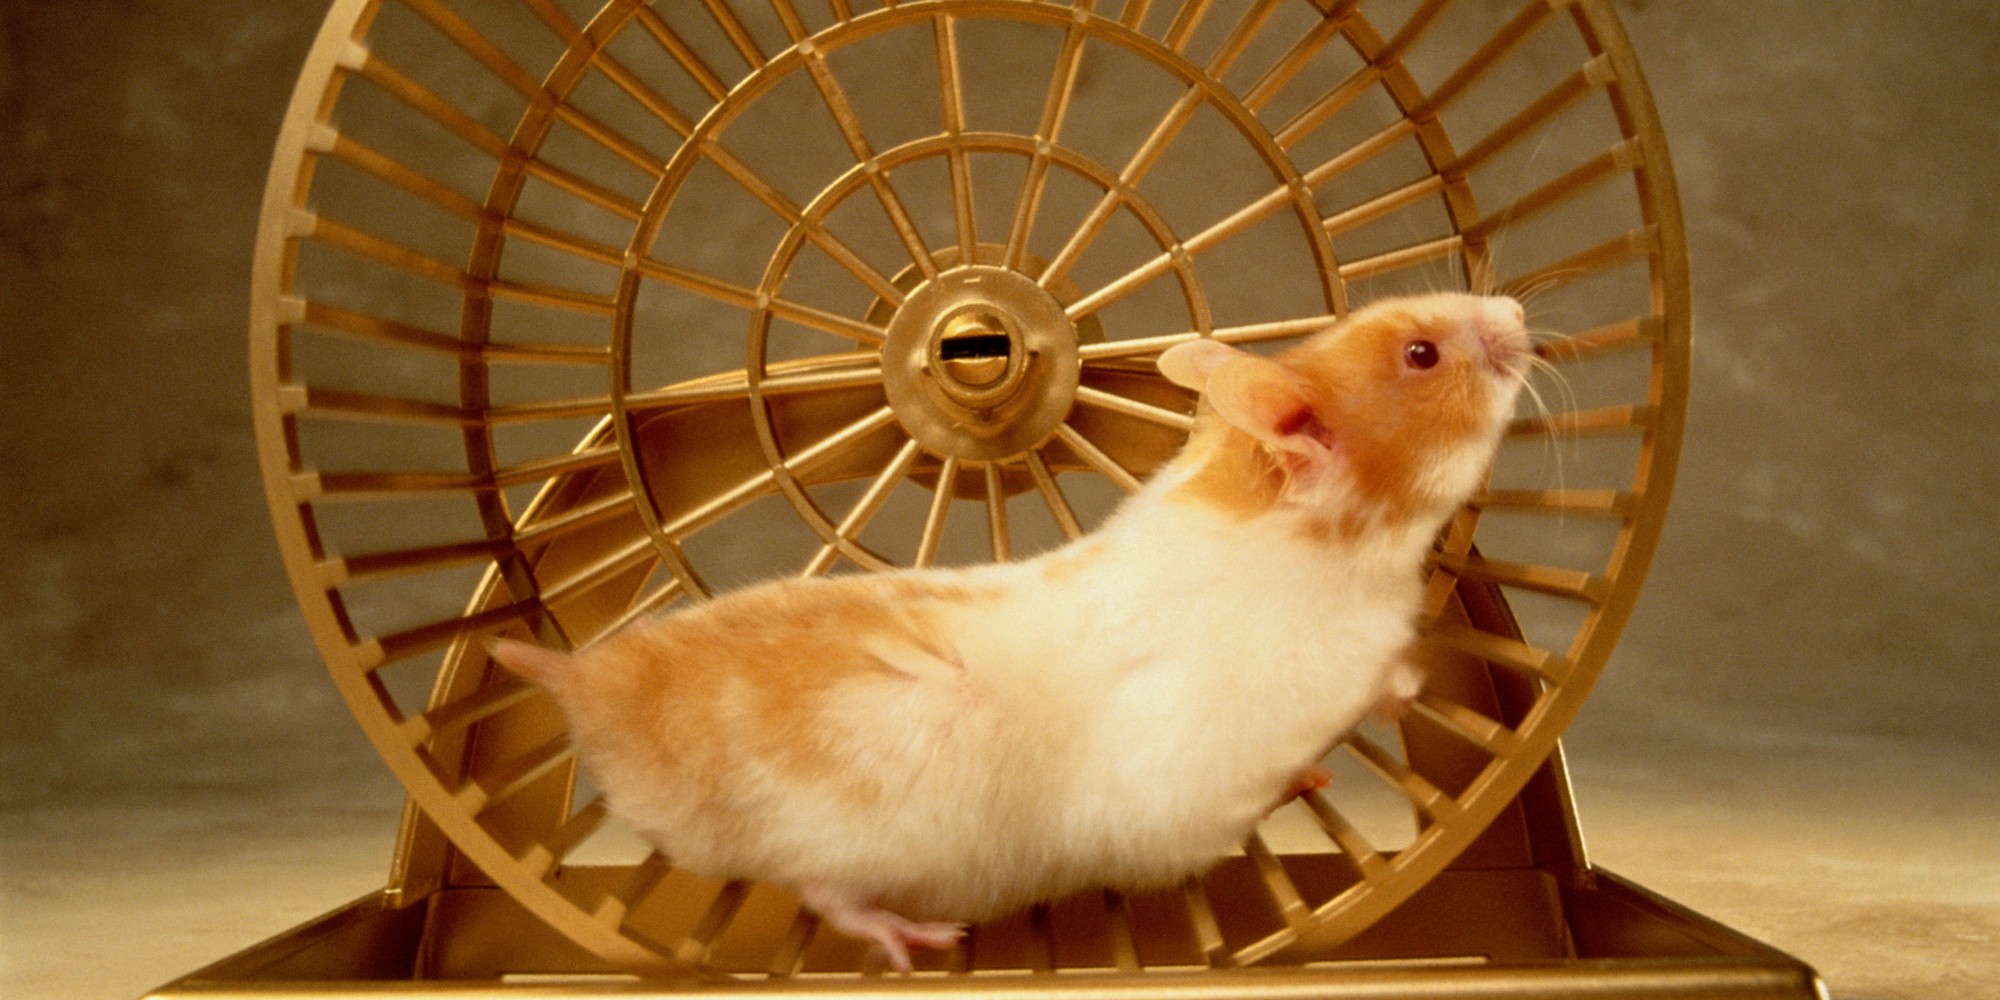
xmin=489 ymin=291 xmax=1531 ymax=972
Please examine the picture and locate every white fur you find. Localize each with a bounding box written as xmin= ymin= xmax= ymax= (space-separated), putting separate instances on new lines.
xmin=615 ymin=475 xmax=1438 ymax=923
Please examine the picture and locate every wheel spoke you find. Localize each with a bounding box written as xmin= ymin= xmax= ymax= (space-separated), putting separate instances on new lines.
xmin=676 ymin=879 xmax=753 ymax=968
xmin=1415 ymin=0 xmax=1564 ymax=123
xmin=1180 ymin=878 xmax=1228 ymax=967
xmin=1322 ymin=173 xmax=1447 ymax=238
xmin=1431 ymin=550 xmax=1611 ymax=605
xmin=1203 ymin=0 xmax=1284 ymax=78
xmin=1450 ymin=56 xmax=1617 ymax=178
xmin=1027 ymin=903 xmax=1057 ymax=974
xmin=1054 ymin=423 xmax=1142 ymax=494
xmin=769 ymin=0 xmax=809 ymax=42
xmin=1336 ymin=233 xmax=1465 ymax=283
xmin=581 ymin=46 xmax=700 ymax=141
xmin=1102 ymin=890 xmax=1141 ymax=972
xmin=1161 ymin=0 xmax=1216 ymax=54
xmin=1421 ymin=622 xmax=1568 ymax=684
xmin=1345 ymin=733 xmax=1458 ymax=825
xmin=1025 ymin=449 xmax=1084 ymax=541
xmin=1063 ymin=242 xmax=1185 ymax=323
xmin=659 ymin=405 xmax=898 ymax=541
xmin=983 ymin=462 xmax=1012 ymax=562
xmin=318 ymin=129 xmax=482 ymax=220
xmin=1297 ymin=115 xmax=1417 ymax=195
xmin=633 ymin=258 xmax=888 ymax=346
xmin=800 ymin=51 xmax=939 ymax=281
xmin=1534 ymin=315 xmax=1662 ymax=365
xmin=315 ymin=537 xmax=511 ymax=587
xmin=1465 ymin=140 xmax=1642 ymax=244
xmin=766 ymin=907 xmax=818 ymax=978
xmin=400 ymin=0 xmax=545 ymax=101
xmin=1408 ymin=691 xmax=1522 ymax=758
xmin=1076 ymin=314 xmax=1338 ymax=361
xmin=520 ymin=795 xmax=611 ymax=879
xmin=1241 ymin=3 xmax=1352 ymax=112
xmin=1507 ymin=403 xmax=1654 ymax=441
xmin=698 ymin=0 xmax=768 ymax=69
xmin=632 ymin=6 xmax=731 ymax=103
xmin=1471 ymin=487 xmax=1637 ymax=518
xmin=914 ymin=456 xmax=959 ymax=568
xmin=1242 ymin=831 xmax=1311 ymax=932
xmin=595 ymin=577 xmax=689 ymax=642
xmin=1300 ymin=789 xmax=1389 ymax=882
xmin=622 ymin=354 xmax=882 ymax=413
xmin=535 ymin=536 xmax=659 ymax=607
xmin=1074 ymin=385 xmax=1195 ymax=433
xmin=594 ymin=852 xmax=674 ymax=931
xmin=406 ymin=675 xmax=540 ymax=745
xmin=295 ymin=299 xmax=596 ymax=365
xmin=699 ymin=142 xmax=906 ymax=305
xmin=801 ymin=436 xmax=922 ymax=577
xmin=1039 ymin=87 xmax=1205 ymax=290
xmin=513 ymin=488 xmax=641 ymax=547
xmin=1064 ymin=171 xmax=1299 ymax=323
xmin=1117 ymin=0 xmax=1153 ymax=31
xmin=1272 ymin=0 xmax=1450 ymax=152
xmin=457 ymin=735 xmax=574 ymax=817
xmin=1496 ymin=227 xmax=1656 ymax=300
xmin=1004 ymin=9 xmax=1090 ymax=271
xmin=934 ymin=15 xmax=979 ymax=261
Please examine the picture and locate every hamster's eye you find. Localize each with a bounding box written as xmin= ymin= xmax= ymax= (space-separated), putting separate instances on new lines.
xmin=1404 ymin=340 xmax=1440 ymax=370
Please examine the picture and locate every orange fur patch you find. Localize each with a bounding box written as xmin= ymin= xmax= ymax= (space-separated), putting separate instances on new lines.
xmin=1164 ymin=295 xmax=1512 ymax=543
xmin=1277 ymin=301 xmax=1494 ymax=534
xmin=571 ymin=576 xmax=980 ymax=812
xmin=1166 ymin=421 xmax=1287 ymax=519
xmin=1040 ymin=541 xmax=1108 ymax=584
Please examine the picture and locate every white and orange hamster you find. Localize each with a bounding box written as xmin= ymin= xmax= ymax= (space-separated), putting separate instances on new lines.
xmin=491 ymin=291 xmax=1532 ymax=971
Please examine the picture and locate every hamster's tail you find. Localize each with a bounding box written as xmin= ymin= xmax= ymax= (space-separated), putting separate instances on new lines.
xmin=486 ymin=638 xmax=577 ymax=685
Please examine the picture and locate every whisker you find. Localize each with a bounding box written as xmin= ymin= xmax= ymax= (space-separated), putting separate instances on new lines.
xmin=1514 ymin=342 xmax=1577 ymax=514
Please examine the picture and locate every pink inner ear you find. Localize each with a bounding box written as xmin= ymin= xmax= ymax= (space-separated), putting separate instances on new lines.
xmin=1274 ymin=404 xmax=1315 ymax=438
xmin=1272 ymin=404 xmax=1336 ymax=463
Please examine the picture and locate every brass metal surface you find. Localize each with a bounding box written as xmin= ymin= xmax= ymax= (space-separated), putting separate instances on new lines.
xmin=877 ymin=263 xmax=1081 ymax=463
xmin=242 ymin=0 xmax=1717 ymax=985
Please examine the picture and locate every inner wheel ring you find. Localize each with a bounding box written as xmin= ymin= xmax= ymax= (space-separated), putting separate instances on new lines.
xmin=614 ymin=1 xmax=1344 ymax=583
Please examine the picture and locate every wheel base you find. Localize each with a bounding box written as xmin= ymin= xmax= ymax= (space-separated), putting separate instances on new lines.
xmin=146 ymin=865 xmax=1821 ymax=998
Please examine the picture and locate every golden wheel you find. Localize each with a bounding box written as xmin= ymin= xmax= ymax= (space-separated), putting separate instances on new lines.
xmin=251 ymin=0 xmax=1688 ymax=978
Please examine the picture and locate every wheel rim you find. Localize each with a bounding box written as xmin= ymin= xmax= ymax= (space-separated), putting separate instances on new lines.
xmin=251 ymin=0 xmax=1688 ymax=976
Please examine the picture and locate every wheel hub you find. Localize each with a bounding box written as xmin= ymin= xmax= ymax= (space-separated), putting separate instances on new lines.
xmin=880 ymin=264 xmax=1081 ymax=464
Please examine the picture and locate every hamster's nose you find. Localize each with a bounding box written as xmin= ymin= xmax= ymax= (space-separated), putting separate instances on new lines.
xmin=1476 ymin=296 xmax=1530 ymax=373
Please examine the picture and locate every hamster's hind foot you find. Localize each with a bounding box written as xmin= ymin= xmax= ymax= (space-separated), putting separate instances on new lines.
xmin=799 ymin=883 xmax=966 ymax=974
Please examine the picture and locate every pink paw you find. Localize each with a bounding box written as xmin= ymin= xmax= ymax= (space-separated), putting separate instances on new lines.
xmin=800 ymin=884 xmax=966 ymax=974
xmin=1266 ymin=765 xmax=1334 ymax=816
xmin=1286 ymin=765 xmax=1334 ymax=798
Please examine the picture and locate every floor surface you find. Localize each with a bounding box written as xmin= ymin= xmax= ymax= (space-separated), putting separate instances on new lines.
xmin=5 ymin=724 xmax=1996 ymax=998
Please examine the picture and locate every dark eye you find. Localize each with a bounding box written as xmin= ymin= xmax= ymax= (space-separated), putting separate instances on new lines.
xmin=1404 ymin=339 xmax=1440 ymax=370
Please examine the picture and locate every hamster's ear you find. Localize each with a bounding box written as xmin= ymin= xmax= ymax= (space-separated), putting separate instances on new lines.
xmin=486 ymin=638 xmax=576 ymax=685
xmin=1160 ymin=341 xmax=1328 ymax=460
xmin=1157 ymin=339 xmax=1240 ymax=392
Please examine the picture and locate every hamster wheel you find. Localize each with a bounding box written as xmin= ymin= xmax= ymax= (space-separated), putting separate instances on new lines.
xmin=248 ymin=0 xmax=1695 ymax=981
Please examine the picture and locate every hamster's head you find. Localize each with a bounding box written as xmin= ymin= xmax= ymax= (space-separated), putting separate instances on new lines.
xmin=1158 ymin=292 xmax=1529 ymax=531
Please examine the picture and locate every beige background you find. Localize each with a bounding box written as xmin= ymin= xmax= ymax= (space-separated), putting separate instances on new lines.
xmin=1 ymin=1 xmax=1996 ymax=997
